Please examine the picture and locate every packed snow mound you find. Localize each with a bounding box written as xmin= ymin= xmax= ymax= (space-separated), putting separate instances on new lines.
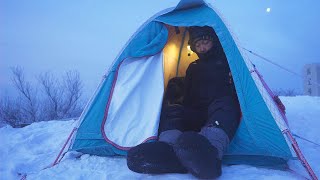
xmin=0 ymin=96 xmax=319 ymax=179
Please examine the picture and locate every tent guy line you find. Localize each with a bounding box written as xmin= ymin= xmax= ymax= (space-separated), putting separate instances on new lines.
xmin=242 ymin=47 xmax=320 ymax=87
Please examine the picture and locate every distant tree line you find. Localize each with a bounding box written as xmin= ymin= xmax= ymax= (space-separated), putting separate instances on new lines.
xmin=0 ymin=66 xmax=301 ymax=128
xmin=273 ymin=88 xmax=301 ymax=96
xmin=0 ymin=66 xmax=85 ymax=127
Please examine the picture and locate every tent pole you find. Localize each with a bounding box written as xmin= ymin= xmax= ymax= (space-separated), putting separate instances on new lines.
xmin=283 ymin=129 xmax=318 ymax=180
xmin=176 ymin=28 xmax=187 ymax=77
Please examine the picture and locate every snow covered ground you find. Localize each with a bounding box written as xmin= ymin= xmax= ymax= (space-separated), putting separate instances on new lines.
xmin=1 ymin=96 xmax=319 ymax=180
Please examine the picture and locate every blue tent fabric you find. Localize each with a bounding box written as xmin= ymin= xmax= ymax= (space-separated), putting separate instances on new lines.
xmin=155 ymin=4 xmax=292 ymax=166
xmin=116 ymin=22 xmax=168 ymax=65
xmin=71 ymin=22 xmax=168 ymax=156
xmin=71 ymin=1 xmax=294 ymax=167
xmin=174 ymin=0 xmax=205 ymax=10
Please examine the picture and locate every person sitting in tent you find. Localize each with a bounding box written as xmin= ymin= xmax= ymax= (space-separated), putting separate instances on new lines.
xmin=127 ymin=26 xmax=241 ymax=179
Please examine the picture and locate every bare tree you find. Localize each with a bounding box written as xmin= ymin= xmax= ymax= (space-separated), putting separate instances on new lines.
xmin=61 ymin=70 xmax=83 ymax=118
xmin=273 ymin=88 xmax=300 ymax=96
xmin=1 ymin=66 xmax=84 ymax=127
xmin=38 ymin=70 xmax=83 ymax=120
xmin=38 ymin=72 xmax=62 ymax=120
xmin=0 ymin=96 xmax=23 ymax=127
xmin=11 ymin=67 xmax=38 ymax=122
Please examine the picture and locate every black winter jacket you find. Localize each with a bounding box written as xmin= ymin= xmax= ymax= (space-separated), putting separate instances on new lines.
xmin=183 ymin=48 xmax=236 ymax=109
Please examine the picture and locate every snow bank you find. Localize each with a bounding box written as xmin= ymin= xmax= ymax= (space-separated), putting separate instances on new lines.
xmin=0 ymin=96 xmax=319 ymax=179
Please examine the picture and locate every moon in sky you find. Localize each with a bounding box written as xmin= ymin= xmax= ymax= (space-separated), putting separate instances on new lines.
xmin=266 ymin=8 xmax=271 ymax=13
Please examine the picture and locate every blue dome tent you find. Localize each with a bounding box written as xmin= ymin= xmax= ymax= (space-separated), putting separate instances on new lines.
xmin=52 ymin=0 xmax=316 ymax=178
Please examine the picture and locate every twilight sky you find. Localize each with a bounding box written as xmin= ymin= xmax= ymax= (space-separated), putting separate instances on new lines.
xmin=1 ymin=0 xmax=320 ymax=98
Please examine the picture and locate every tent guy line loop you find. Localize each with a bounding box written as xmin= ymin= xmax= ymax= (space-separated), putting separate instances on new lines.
xmin=241 ymin=47 xmax=320 ymax=87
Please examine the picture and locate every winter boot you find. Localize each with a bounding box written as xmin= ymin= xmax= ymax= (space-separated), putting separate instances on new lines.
xmin=174 ymin=131 xmax=222 ymax=179
xmin=199 ymin=126 xmax=230 ymax=160
xmin=127 ymin=141 xmax=188 ymax=174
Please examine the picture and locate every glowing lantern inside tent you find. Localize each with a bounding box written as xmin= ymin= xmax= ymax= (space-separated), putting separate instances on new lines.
xmin=187 ymin=45 xmax=194 ymax=56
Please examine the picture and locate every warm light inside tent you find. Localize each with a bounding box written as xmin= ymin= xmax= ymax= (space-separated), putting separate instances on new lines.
xmin=187 ymin=45 xmax=194 ymax=56
xmin=163 ymin=25 xmax=198 ymax=88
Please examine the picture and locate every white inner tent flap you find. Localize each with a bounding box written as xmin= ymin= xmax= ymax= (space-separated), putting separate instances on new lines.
xmin=103 ymin=52 xmax=164 ymax=147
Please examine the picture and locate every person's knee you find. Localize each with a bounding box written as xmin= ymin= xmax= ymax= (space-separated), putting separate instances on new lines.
xmin=208 ymin=96 xmax=239 ymax=114
xmin=206 ymin=96 xmax=240 ymax=139
xmin=159 ymin=104 xmax=185 ymax=133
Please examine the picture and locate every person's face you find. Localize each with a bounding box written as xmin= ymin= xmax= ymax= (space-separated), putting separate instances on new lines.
xmin=194 ymin=39 xmax=213 ymax=54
